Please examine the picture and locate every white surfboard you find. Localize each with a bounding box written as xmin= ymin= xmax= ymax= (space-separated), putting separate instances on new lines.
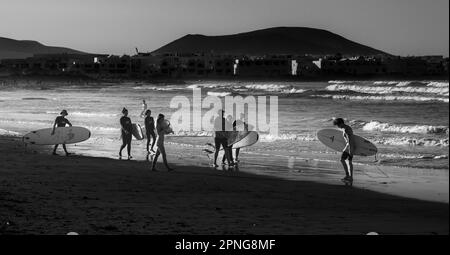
xmin=231 ymin=131 xmax=259 ymax=149
xmin=317 ymin=129 xmax=377 ymax=156
xmin=132 ymin=123 xmax=144 ymax=140
xmin=23 ymin=126 xmax=91 ymax=145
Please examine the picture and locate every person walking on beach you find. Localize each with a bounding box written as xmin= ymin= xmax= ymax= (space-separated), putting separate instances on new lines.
xmin=333 ymin=118 xmax=355 ymax=183
xmin=151 ymin=114 xmax=174 ymax=171
xmin=221 ymin=113 xmax=249 ymax=164
xmin=232 ymin=113 xmax=249 ymax=163
xmin=51 ymin=109 xmax=72 ymax=156
xmin=119 ymin=107 xmax=133 ymax=160
xmin=144 ymin=109 xmax=156 ymax=153
xmin=214 ymin=110 xmax=233 ymax=168
xmin=140 ymin=99 xmax=147 ymax=117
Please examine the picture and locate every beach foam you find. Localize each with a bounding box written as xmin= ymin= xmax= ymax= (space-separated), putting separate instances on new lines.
xmin=0 ymin=128 xmax=21 ymax=136
xmin=325 ymin=84 xmax=449 ymax=95
xmin=314 ymin=94 xmax=449 ymax=103
xmin=361 ymin=121 xmax=449 ymax=134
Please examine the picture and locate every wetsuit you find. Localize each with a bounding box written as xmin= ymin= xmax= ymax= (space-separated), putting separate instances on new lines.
xmin=145 ymin=115 xmax=156 ymax=152
xmin=120 ymin=116 xmax=133 ymax=156
xmin=55 ymin=116 xmax=71 ymax=127
xmin=52 ymin=116 xmax=72 ymax=155
xmin=341 ymin=124 xmax=354 ymax=161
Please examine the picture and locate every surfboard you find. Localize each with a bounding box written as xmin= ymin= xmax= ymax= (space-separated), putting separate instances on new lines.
xmin=206 ymin=131 xmax=259 ymax=152
xmin=161 ymin=120 xmax=173 ymax=134
xmin=23 ymin=126 xmax=91 ymax=145
xmin=231 ymin=131 xmax=259 ymax=149
xmin=226 ymin=131 xmax=250 ymax=146
xmin=132 ymin=123 xmax=144 ymax=140
xmin=317 ymin=129 xmax=377 ymax=156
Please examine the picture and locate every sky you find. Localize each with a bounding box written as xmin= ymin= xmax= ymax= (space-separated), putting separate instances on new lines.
xmin=1 ymin=0 xmax=449 ymax=56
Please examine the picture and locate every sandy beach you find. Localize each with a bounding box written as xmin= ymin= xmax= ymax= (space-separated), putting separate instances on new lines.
xmin=0 ymin=135 xmax=448 ymax=235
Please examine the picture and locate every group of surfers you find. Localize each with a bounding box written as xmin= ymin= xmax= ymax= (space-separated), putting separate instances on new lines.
xmin=50 ymin=99 xmax=355 ymax=183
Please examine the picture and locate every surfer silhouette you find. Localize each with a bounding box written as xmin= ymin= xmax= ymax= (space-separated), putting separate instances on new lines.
xmin=119 ymin=107 xmax=133 ymax=160
xmin=213 ymin=110 xmax=233 ymax=168
xmin=333 ymin=118 xmax=355 ymax=184
xmin=144 ymin=109 xmax=156 ymax=153
xmin=51 ymin=109 xmax=72 ymax=156
xmin=151 ymin=114 xmax=174 ymax=171
xmin=221 ymin=113 xmax=248 ymax=164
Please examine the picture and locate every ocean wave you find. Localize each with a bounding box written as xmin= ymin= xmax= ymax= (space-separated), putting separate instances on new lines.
xmin=427 ymin=81 xmax=449 ymax=88
xmin=328 ymin=80 xmax=353 ymax=84
xmin=325 ymin=84 xmax=449 ymax=96
xmin=0 ymin=128 xmax=21 ymax=136
xmin=372 ymin=137 xmax=449 ymax=147
xmin=361 ymin=121 xmax=449 ymax=135
xmin=206 ymin=91 xmax=232 ymax=97
xmin=71 ymin=112 xmax=118 ymax=118
xmin=313 ymin=94 xmax=449 ymax=103
xmin=45 ymin=111 xmax=118 ymax=117
xmin=378 ymin=153 xmax=449 ymax=160
xmin=260 ymin=133 xmax=317 ymax=142
xmin=133 ymin=85 xmax=184 ymax=91
xmin=22 ymin=97 xmax=49 ymax=100
xmin=373 ymin=81 xmax=404 ymax=86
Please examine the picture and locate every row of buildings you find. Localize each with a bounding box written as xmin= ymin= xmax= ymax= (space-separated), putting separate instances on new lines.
xmin=0 ymin=52 xmax=448 ymax=79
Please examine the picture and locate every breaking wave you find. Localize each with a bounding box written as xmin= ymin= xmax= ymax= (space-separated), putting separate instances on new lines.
xmin=360 ymin=121 xmax=449 ymax=135
xmin=0 ymin=128 xmax=21 ymax=136
xmin=325 ymin=84 xmax=448 ymax=96
xmin=313 ymin=94 xmax=449 ymax=103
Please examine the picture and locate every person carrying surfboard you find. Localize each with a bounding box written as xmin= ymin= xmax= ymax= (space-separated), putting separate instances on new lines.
xmin=333 ymin=118 xmax=355 ymax=183
xmin=51 ymin=109 xmax=72 ymax=156
xmin=213 ymin=110 xmax=233 ymax=168
xmin=119 ymin=107 xmax=133 ymax=160
xmin=144 ymin=109 xmax=156 ymax=153
xmin=232 ymin=113 xmax=249 ymax=163
xmin=151 ymin=114 xmax=174 ymax=171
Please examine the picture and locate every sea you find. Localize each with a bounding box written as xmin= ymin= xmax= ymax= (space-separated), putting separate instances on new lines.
xmin=1 ymin=79 xmax=448 ymax=202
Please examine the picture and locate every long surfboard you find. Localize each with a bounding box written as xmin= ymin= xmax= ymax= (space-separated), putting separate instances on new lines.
xmin=205 ymin=131 xmax=259 ymax=153
xmin=317 ymin=129 xmax=377 ymax=156
xmin=23 ymin=126 xmax=91 ymax=145
xmin=132 ymin=123 xmax=144 ymax=140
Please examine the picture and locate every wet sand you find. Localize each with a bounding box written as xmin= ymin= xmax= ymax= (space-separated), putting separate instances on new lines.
xmin=0 ymin=135 xmax=448 ymax=234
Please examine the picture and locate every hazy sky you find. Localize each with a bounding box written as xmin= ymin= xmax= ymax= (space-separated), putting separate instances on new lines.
xmin=1 ymin=0 xmax=448 ymax=56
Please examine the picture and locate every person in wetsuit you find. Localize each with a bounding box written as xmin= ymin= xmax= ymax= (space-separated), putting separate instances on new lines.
xmin=119 ymin=107 xmax=133 ymax=160
xmin=213 ymin=110 xmax=233 ymax=168
xmin=151 ymin=114 xmax=174 ymax=171
xmin=51 ymin=109 xmax=72 ymax=156
xmin=144 ymin=109 xmax=156 ymax=153
xmin=333 ymin=118 xmax=355 ymax=183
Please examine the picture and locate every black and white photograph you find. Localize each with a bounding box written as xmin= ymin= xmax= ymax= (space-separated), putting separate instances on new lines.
xmin=0 ymin=0 xmax=448 ymax=243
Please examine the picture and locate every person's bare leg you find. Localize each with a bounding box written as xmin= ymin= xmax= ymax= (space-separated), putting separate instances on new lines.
xmin=127 ymin=139 xmax=132 ymax=159
xmin=159 ymin=146 xmax=173 ymax=171
xmin=62 ymin=144 xmax=70 ymax=156
xmin=348 ymin=160 xmax=354 ymax=179
xmin=213 ymin=139 xmax=220 ymax=167
xmin=152 ymin=150 xmax=160 ymax=171
xmin=341 ymin=159 xmax=350 ymax=177
xmin=53 ymin=144 xmax=59 ymax=155
xmin=150 ymin=134 xmax=156 ymax=152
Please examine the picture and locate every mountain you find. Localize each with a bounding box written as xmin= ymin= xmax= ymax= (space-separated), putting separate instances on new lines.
xmin=0 ymin=37 xmax=88 ymax=60
xmin=152 ymin=27 xmax=388 ymax=56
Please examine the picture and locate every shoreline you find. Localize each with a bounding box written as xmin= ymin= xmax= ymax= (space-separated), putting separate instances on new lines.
xmin=1 ymin=135 xmax=448 ymax=234
xmin=0 ymin=73 xmax=449 ymax=88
